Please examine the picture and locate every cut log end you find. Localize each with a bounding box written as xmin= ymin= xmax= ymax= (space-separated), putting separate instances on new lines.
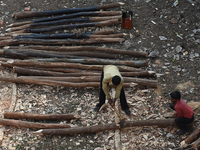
xmin=3 ymin=46 xmax=10 ymax=49
xmin=70 ymin=124 xmax=78 ymax=127
xmin=7 ymin=24 xmax=13 ymax=27
xmin=74 ymin=115 xmax=81 ymax=119
xmin=118 ymin=2 xmax=125 ymax=5
xmin=123 ymin=33 xmax=128 ymax=36
xmin=33 ymin=129 xmax=43 ymax=135
xmin=180 ymin=141 xmax=186 ymax=147
xmin=6 ymin=28 xmax=11 ymax=32
xmin=130 ymin=82 xmax=138 ymax=87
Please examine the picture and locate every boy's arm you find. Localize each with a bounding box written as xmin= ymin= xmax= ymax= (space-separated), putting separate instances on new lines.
xmin=175 ymin=107 xmax=183 ymax=118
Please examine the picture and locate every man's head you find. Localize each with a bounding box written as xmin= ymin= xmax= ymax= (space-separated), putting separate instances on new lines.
xmin=170 ymin=91 xmax=181 ymax=104
xmin=112 ymin=75 xmax=121 ymax=85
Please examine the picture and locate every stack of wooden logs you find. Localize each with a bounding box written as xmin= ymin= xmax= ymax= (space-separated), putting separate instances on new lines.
xmin=0 ymin=2 xmax=158 ymax=88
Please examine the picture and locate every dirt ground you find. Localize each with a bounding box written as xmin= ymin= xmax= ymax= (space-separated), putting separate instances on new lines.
xmin=0 ymin=0 xmax=200 ymax=150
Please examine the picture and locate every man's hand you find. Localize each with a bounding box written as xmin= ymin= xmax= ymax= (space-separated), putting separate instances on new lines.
xmin=108 ymin=98 xmax=113 ymax=106
xmin=113 ymin=98 xmax=116 ymax=105
xmin=108 ymin=98 xmax=116 ymax=107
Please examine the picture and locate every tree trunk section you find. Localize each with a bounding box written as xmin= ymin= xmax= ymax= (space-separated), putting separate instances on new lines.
xmin=191 ymin=137 xmax=200 ymax=150
xmin=14 ymin=67 xmax=155 ymax=77
xmin=4 ymin=111 xmax=81 ymax=120
xmin=13 ymin=66 xmax=100 ymax=76
xmin=180 ymin=124 xmax=200 ymax=147
xmin=0 ymin=37 xmax=125 ymax=46
xmin=26 ymin=58 xmax=148 ymax=68
xmin=0 ymin=76 xmax=139 ymax=88
xmin=34 ymin=119 xmax=175 ymax=135
xmin=0 ymin=118 xmax=76 ymax=129
xmin=3 ymin=49 xmax=116 ymax=59
xmin=8 ymin=16 xmax=121 ymax=31
xmin=12 ymin=2 xmax=124 ymax=19
xmin=15 ymin=19 xmax=119 ymax=33
xmin=15 ymin=45 xmax=148 ymax=57
xmin=1 ymin=60 xmax=143 ymax=72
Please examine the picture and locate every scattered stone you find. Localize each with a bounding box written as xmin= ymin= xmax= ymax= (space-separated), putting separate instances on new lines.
xmin=24 ymin=7 xmax=31 ymax=11
xmin=175 ymin=45 xmax=182 ymax=53
xmin=149 ymin=50 xmax=159 ymax=57
xmin=94 ymin=147 xmax=104 ymax=150
xmin=124 ymin=40 xmax=131 ymax=49
xmin=155 ymin=59 xmax=162 ymax=66
xmin=166 ymin=133 xmax=174 ymax=139
xmin=169 ymin=19 xmax=178 ymax=24
xmin=159 ymin=36 xmax=167 ymax=40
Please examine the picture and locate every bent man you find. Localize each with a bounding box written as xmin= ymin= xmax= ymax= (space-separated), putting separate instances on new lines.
xmin=94 ymin=65 xmax=131 ymax=115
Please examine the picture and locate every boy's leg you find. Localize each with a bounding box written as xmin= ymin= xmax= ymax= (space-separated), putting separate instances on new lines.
xmin=175 ymin=116 xmax=194 ymax=134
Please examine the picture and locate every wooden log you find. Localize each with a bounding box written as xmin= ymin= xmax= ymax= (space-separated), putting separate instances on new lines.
xmin=21 ymin=67 xmax=101 ymax=73
xmin=13 ymin=45 xmax=148 ymax=57
xmin=13 ymin=66 xmax=101 ymax=77
xmin=9 ymin=11 xmax=122 ymax=28
xmin=28 ymin=58 xmax=148 ymax=68
xmin=8 ymin=16 xmax=121 ymax=31
xmin=180 ymin=124 xmax=200 ymax=148
xmin=1 ymin=59 xmax=143 ymax=72
xmin=12 ymin=2 xmax=124 ymax=19
xmin=0 ymin=57 xmax=12 ymax=61
xmin=4 ymin=111 xmax=81 ymax=120
xmin=15 ymin=75 xmax=157 ymax=86
xmin=3 ymin=49 xmax=117 ymax=59
xmin=0 ymin=76 xmax=138 ymax=88
xmin=14 ymin=67 xmax=155 ymax=77
xmin=123 ymin=77 xmax=158 ymax=88
xmin=121 ymin=71 xmax=156 ymax=77
xmin=14 ymin=74 xmax=157 ymax=88
xmin=8 ymin=19 xmax=120 ymax=33
xmin=0 ymin=36 xmax=11 ymax=41
xmin=191 ymin=137 xmax=200 ymax=150
xmin=7 ymin=33 xmax=125 ymax=40
xmin=5 ymin=28 xmax=115 ymax=37
xmin=13 ymin=11 xmax=122 ymax=26
xmin=0 ymin=118 xmax=76 ymax=129
xmin=5 ymin=29 xmax=116 ymax=39
xmin=25 ymin=67 xmax=155 ymax=76
xmin=33 ymin=119 xmax=175 ymax=135
xmin=0 ymin=37 xmax=125 ymax=46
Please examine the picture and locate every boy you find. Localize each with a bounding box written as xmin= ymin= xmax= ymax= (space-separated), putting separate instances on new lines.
xmin=170 ymin=91 xmax=194 ymax=135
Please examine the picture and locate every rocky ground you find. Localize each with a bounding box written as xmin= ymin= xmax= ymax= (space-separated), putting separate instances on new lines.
xmin=0 ymin=0 xmax=200 ymax=150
